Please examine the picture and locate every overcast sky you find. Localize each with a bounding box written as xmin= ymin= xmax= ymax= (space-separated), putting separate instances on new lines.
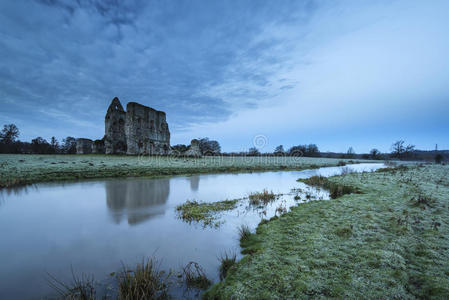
xmin=1 ymin=0 xmax=448 ymax=153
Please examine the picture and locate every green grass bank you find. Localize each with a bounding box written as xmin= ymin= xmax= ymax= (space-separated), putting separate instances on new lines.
xmin=205 ymin=165 xmax=449 ymax=299
xmin=0 ymin=154 xmax=370 ymax=188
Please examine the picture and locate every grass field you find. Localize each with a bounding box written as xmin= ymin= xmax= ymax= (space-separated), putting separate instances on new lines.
xmin=0 ymin=154 xmax=369 ymax=188
xmin=205 ymin=164 xmax=449 ymax=299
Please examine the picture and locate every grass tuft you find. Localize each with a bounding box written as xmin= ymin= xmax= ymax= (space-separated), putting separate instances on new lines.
xmin=182 ymin=262 xmax=211 ymax=290
xmin=335 ymin=225 xmax=353 ymax=238
xmin=409 ymin=194 xmax=436 ymax=208
xmin=259 ymin=218 xmax=269 ymax=226
xmin=238 ymin=224 xmax=252 ymax=244
xmin=219 ymin=252 xmax=237 ymax=280
xmin=248 ymin=189 xmax=277 ymax=206
xmin=47 ymin=267 xmax=96 ymax=300
xmin=117 ymin=258 xmax=170 ymax=300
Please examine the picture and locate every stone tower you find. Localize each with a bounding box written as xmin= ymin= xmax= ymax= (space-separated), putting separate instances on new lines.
xmin=103 ymin=97 xmax=171 ymax=155
xmin=125 ymin=102 xmax=170 ymax=155
xmin=105 ymin=97 xmax=127 ymax=154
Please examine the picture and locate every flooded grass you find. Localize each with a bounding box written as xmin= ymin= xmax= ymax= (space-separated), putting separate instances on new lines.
xmin=176 ymin=199 xmax=239 ymax=227
xmin=117 ymin=259 xmax=170 ymax=300
xmin=298 ymin=176 xmax=359 ymax=198
xmin=182 ymin=262 xmax=211 ymax=290
xmin=248 ymin=189 xmax=278 ymax=206
xmin=204 ymin=165 xmax=449 ymax=299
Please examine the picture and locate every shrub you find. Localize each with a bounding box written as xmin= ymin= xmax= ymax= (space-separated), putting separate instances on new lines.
xmin=435 ymin=154 xmax=443 ymax=164
xmin=337 ymin=161 xmax=347 ymax=166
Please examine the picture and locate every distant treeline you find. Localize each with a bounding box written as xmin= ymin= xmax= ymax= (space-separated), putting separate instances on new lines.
xmin=0 ymin=124 xmax=76 ymax=154
xmin=0 ymin=123 xmax=446 ymax=163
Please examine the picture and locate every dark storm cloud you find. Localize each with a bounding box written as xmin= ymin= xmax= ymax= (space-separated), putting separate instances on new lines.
xmin=0 ymin=0 xmax=316 ymax=140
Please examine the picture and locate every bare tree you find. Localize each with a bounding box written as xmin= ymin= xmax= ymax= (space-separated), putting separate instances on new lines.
xmin=50 ymin=137 xmax=59 ymax=153
xmin=62 ymin=136 xmax=77 ymax=154
xmin=346 ymin=147 xmax=355 ymax=158
xmin=274 ymin=145 xmax=284 ymax=156
xmin=391 ymin=140 xmax=405 ymax=158
xmin=0 ymin=124 xmax=19 ymax=144
xmin=198 ymin=138 xmax=221 ymax=155
xmin=248 ymin=147 xmax=260 ymax=156
xmin=405 ymin=144 xmax=415 ymax=155
xmin=370 ymin=148 xmax=380 ymax=159
xmin=391 ymin=140 xmax=415 ymax=159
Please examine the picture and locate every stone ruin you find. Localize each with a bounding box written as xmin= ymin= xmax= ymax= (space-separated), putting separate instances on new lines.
xmin=76 ymin=97 xmax=202 ymax=157
xmin=92 ymin=139 xmax=105 ymax=154
xmin=183 ymin=139 xmax=202 ymax=157
xmin=76 ymin=138 xmax=92 ymax=154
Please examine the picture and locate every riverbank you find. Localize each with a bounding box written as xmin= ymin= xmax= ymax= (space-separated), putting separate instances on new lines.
xmin=205 ymin=164 xmax=449 ymax=299
xmin=0 ymin=154 xmax=371 ymax=188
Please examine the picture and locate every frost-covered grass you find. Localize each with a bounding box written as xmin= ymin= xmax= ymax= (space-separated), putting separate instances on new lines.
xmin=0 ymin=154 xmax=370 ymax=188
xmin=204 ymin=164 xmax=449 ymax=299
xmin=299 ymin=176 xmax=360 ymax=198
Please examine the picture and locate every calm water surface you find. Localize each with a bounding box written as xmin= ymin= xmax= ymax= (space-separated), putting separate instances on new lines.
xmin=0 ymin=163 xmax=384 ymax=299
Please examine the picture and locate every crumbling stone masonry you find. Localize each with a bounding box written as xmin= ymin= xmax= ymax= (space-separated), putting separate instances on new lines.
xmin=105 ymin=97 xmax=170 ymax=155
xmin=76 ymin=138 xmax=92 ymax=154
xmin=125 ymin=102 xmax=170 ymax=155
xmin=92 ymin=139 xmax=105 ymax=154
xmin=76 ymin=97 xmax=172 ymax=155
xmin=104 ymin=97 xmax=127 ymax=154
xmin=183 ymin=139 xmax=202 ymax=157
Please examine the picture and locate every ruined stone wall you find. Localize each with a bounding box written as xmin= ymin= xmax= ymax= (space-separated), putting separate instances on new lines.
xmin=92 ymin=139 xmax=105 ymax=154
xmin=76 ymin=138 xmax=93 ymax=154
xmin=99 ymin=97 xmax=171 ymax=155
xmin=105 ymin=97 xmax=127 ymax=154
xmin=183 ymin=139 xmax=202 ymax=157
xmin=125 ymin=102 xmax=170 ymax=155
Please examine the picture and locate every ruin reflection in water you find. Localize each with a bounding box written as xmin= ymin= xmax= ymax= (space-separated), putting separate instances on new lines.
xmin=106 ymin=178 xmax=170 ymax=225
xmin=188 ymin=175 xmax=200 ymax=191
